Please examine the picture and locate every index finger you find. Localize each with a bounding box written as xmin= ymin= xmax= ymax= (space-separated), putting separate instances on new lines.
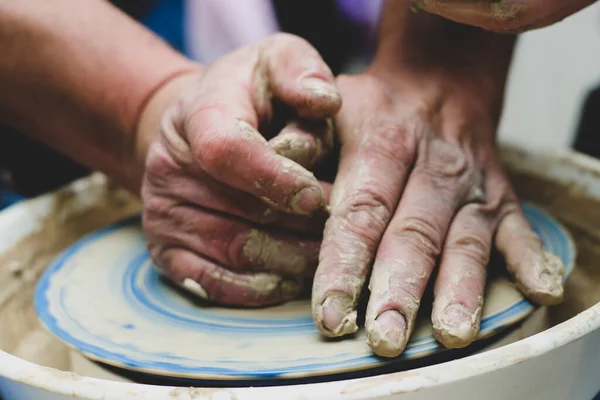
xmin=176 ymin=39 xmax=341 ymax=216
xmin=170 ymin=68 xmax=323 ymax=216
xmin=185 ymin=107 xmax=326 ymax=216
xmin=311 ymin=78 xmax=419 ymax=336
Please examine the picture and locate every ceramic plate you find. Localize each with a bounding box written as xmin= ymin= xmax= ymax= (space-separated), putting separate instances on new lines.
xmin=35 ymin=203 xmax=575 ymax=382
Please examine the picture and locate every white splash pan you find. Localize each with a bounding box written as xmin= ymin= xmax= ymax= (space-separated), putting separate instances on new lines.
xmin=0 ymin=145 xmax=599 ymax=400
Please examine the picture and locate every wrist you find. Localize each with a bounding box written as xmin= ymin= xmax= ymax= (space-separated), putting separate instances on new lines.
xmin=371 ymin=2 xmax=515 ymax=105
xmin=133 ymin=66 xmax=205 ymax=187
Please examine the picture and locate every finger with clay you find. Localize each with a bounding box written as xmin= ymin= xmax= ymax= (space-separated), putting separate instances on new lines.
xmin=138 ymin=33 xmax=340 ymax=307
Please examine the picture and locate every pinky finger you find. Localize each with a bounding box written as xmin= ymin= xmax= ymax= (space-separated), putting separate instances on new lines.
xmin=154 ymin=247 xmax=303 ymax=307
xmin=495 ymin=204 xmax=565 ymax=306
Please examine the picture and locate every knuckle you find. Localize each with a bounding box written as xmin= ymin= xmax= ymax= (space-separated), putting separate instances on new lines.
xmin=392 ymin=216 xmax=443 ymax=260
xmin=494 ymin=194 xmax=528 ymax=228
xmin=334 ymin=190 xmax=393 ymax=241
xmin=445 ymin=234 xmax=490 ymax=267
xmin=420 ymin=138 xmax=471 ymax=181
xmin=156 ymin=109 xmax=193 ymax=165
xmin=145 ymin=142 xmax=179 ymax=182
xmin=143 ymin=203 xmax=204 ymax=247
xmin=360 ymin=118 xmax=417 ymax=161
xmin=142 ymin=197 xmax=173 ymax=232
xmin=166 ymin=205 xmax=202 ymax=238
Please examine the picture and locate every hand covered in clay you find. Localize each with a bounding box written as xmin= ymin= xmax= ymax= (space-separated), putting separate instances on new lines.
xmin=139 ymin=33 xmax=340 ymax=306
xmin=311 ymin=14 xmax=565 ymax=357
xmin=413 ymin=0 xmax=596 ymax=33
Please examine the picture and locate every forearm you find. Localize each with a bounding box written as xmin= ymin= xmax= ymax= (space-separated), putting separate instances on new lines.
xmin=371 ymin=1 xmax=516 ymax=118
xmin=0 ymin=0 xmax=200 ymax=193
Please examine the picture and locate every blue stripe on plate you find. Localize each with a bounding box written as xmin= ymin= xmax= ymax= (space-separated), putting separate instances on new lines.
xmin=34 ymin=203 xmax=575 ymax=379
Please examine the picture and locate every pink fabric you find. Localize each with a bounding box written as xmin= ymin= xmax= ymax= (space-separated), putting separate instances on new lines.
xmin=184 ymin=0 xmax=383 ymax=65
xmin=184 ymin=0 xmax=280 ymax=64
xmin=336 ymin=0 xmax=383 ymax=27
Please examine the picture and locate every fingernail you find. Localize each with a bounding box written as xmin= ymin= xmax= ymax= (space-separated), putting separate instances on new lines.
xmin=290 ymin=186 xmax=324 ymax=215
xmin=440 ymin=303 xmax=472 ymax=328
xmin=433 ymin=303 xmax=478 ymax=349
xmin=300 ymin=78 xmax=340 ymax=100
xmin=366 ymin=310 xmax=407 ymax=358
xmin=318 ymin=293 xmax=358 ymax=337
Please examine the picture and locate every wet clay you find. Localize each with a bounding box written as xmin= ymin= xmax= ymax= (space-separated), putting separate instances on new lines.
xmin=0 ymin=174 xmax=140 ymax=365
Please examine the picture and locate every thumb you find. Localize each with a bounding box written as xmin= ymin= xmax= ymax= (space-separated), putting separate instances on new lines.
xmin=259 ymin=33 xmax=342 ymax=120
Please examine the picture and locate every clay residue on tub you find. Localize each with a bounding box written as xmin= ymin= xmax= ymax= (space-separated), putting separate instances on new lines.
xmin=39 ymin=365 xmax=83 ymax=382
xmin=169 ymin=387 xmax=238 ymax=399
xmin=0 ymin=173 xmax=140 ymax=360
xmin=341 ymin=369 xmax=424 ymax=395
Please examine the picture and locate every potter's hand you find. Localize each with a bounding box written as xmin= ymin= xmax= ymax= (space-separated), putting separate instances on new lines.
xmin=139 ymin=33 xmax=340 ymax=306
xmin=311 ymin=9 xmax=565 ymax=357
xmin=414 ymin=0 xmax=596 ymax=33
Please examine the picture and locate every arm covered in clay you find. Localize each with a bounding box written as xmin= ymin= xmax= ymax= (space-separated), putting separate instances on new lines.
xmin=413 ymin=0 xmax=598 ymax=33
xmin=0 ymin=0 xmax=200 ymax=193
xmin=311 ymin=0 xmax=565 ymax=357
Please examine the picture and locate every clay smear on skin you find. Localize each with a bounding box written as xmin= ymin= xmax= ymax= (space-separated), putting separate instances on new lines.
xmin=271 ymin=134 xmax=316 ymax=167
xmin=433 ymin=296 xmax=483 ymax=349
xmin=279 ymin=156 xmax=324 ymax=214
xmin=415 ymin=0 xmax=526 ymax=24
xmin=250 ymin=50 xmax=272 ymax=118
xmin=238 ymin=120 xmax=268 ymax=144
xmin=311 ymin=161 xmax=388 ymax=336
xmin=432 ymin=269 xmax=484 ymax=348
xmin=243 ymin=229 xmax=312 ymax=275
xmin=187 ymin=267 xmax=296 ymax=298
xmin=489 ymin=0 xmax=526 ymax=24
xmin=312 ymin=229 xmax=371 ymax=337
xmin=365 ymin=260 xmax=422 ymax=357
xmin=514 ymin=250 xmax=565 ymax=305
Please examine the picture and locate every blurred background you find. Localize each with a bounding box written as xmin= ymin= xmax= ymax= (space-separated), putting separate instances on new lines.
xmin=0 ymin=0 xmax=599 ymax=205
xmin=500 ymin=1 xmax=600 ymax=151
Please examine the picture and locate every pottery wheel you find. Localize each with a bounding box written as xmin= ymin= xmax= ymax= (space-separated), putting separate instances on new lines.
xmin=34 ymin=202 xmax=575 ymax=383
